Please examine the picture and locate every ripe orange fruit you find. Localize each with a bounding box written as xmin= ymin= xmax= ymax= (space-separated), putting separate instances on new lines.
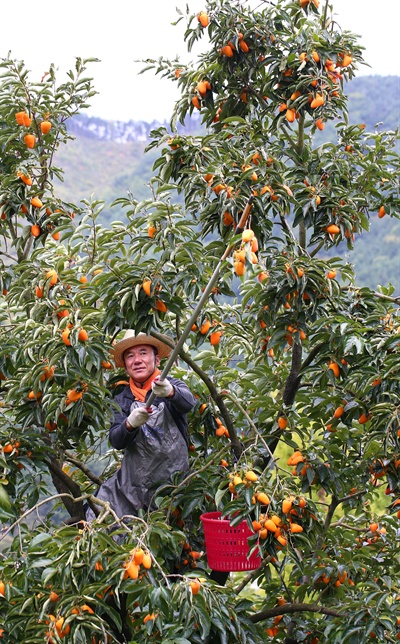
xmin=234 ymin=260 xmax=245 ymax=276
xmin=196 ymin=81 xmax=208 ymax=96
xmin=190 ymin=579 xmax=201 ymax=594
xmin=222 ymin=44 xmax=234 ymax=58
xmin=101 ymin=360 xmax=113 ymax=369
xmin=55 ymin=617 xmax=70 ymax=637
xmin=282 ymin=498 xmax=293 ymax=514
xmin=24 ymin=134 xmax=36 ymax=148
xmin=61 ymin=328 xmax=71 ymax=346
xmin=31 ymin=197 xmax=43 ymax=209
xmin=35 ymin=285 xmax=44 ymax=298
xmin=80 ymin=604 xmax=95 ymax=614
xmin=199 ymin=403 xmax=207 ymax=413
xmin=200 ymin=320 xmax=211 ymax=335
xmin=278 ymin=417 xmax=288 ymax=430
xmin=333 ymin=405 xmax=345 ymax=419
xmin=66 ymin=388 xmax=83 ymax=403
xmin=40 ymin=120 xmax=52 ymax=134
xmin=223 ymin=211 xmax=234 ymax=226
xmin=242 ymin=229 xmax=255 ymax=243
xmin=312 ymin=50 xmax=320 ymax=62
xmin=143 ymin=613 xmax=157 ymax=623
xmin=257 ymin=492 xmax=270 ymax=505
xmin=18 ymin=173 xmax=32 ymax=186
xmin=148 ymin=225 xmax=157 ymax=237
xmin=326 ymin=224 xmax=340 ymax=235
xmin=327 ymin=269 xmax=337 ymax=279
xmin=212 ymin=183 xmax=225 ymax=195
xmin=245 ymin=470 xmax=258 ymax=482
xmin=328 ymin=361 xmax=340 ymax=378
xmin=79 ymin=275 xmax=88 ymax=284
xmin=142 ymin=553 xmax=152 ymax=569
xmin=52 ymin=231 xmax=60 ymax=241
xmin=197 ymin=11 xmax=209 ymax=27
xmin=340 ymin=54 xmax=353 ymax=67
xmin=258 ymin=271 xmax=269 ymax=282
xmin=315 ymin=118 xmax=324 ymax=130
xmin=30 ymin=224 xmax=41 ymax=237
xmin=46 ymin=269 xmax=58 ymax=286
xmin=239 ymin=40 xmax=249 ymax=53
xmin=155 ymin=299 xmax=167 ymax=313
xmin=40 ymin=365 xmax=55 ymax=381
xmin=310 ymin=93 xmax=324 ymax=109
xmin=28 ymin=389 xmax=42 ymax=400
xmin=124 ymin=560 xmax=139 ymax=579
xmin=22 ymin=112 xmax=32 ymax=126
xmin=210 ymin=330 xmax=222 ymax=346
xmin=290 ymin=523 xmax=303 ymax=533
xmin=191 ymin=96 xmax=201 ymax=110
xmin=78 ymin=328 xmax=88 ymax=342
xmin=15 ymin=111 xmax=26 ymax=125
xmin=142 ymin=280 xmax=151 ymax=296
xmin=133 ymin=548 xmax=144 ymax=565
xmin=378 ymin=206 xmax=386 ymax=218
xmin=286 ymin=108 xmax=296 ymax=123
xmin=3 ymin=443 xmax=13 ymax=454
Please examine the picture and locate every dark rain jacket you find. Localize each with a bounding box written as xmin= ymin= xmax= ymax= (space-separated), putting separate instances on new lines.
xmin=85 ymin=376 xmax=196 ymax=521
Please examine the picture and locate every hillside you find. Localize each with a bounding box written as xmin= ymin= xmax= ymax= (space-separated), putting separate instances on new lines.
xmin=53 ymin=75 xmax=400 ymax=293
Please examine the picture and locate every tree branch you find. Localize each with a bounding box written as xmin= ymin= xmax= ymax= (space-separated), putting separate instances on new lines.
xmin=315 ymin=495 xmax=339 ymax=552
xmin=151 ymin=330 xmax=243 ymax=459
xmin=64 ymin=450 xmax=103 ymax=486
xmin=46 ymin=456 xmax=85 ymax=520
xmin=250 ymin=601 xmax=347 ymax=623
xmin=282 ymin=342 xmax=303 ymax=407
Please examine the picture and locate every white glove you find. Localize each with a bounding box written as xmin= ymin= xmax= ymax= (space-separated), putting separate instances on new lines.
xmin=126 ymin=407 xmax=150 ymax=429
xmin=151 ymin=377 xmax=173 ymax=398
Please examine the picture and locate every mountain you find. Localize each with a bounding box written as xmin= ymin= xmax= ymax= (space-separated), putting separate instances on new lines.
xmin=53 ymin=76 xmax=400 ymax=293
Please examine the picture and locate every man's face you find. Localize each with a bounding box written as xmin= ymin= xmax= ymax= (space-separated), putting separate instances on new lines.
xmin=123 ymin=344 xmax=160 ymax=383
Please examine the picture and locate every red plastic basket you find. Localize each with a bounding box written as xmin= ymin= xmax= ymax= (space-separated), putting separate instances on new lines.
xmin=200 ymin=511 xmax=261 ymax=571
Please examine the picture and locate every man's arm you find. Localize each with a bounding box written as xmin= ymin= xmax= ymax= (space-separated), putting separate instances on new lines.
xmin=109 ymin=389 xmax=140 ymax=450
xmin=160 ymin=377 xmax=196 ymax=414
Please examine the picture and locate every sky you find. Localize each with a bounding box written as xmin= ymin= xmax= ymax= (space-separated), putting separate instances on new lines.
xmin=2 ymin=0 xmax=399 ymax=123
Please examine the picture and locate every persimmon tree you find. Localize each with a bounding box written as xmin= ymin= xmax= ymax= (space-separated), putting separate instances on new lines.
xmin=1 ymin=1 xmax=400 ymax=643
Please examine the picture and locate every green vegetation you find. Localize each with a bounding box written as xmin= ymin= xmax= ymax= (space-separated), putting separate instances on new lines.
xmin=55 ymin=75 xmax=400 ymax=293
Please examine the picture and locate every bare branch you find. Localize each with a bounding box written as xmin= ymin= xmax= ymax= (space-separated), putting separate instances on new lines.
xmin=64 ymin=450 xmax=103 ymax=486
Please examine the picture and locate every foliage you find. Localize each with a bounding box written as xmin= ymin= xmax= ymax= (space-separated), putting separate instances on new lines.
xmin=52 ymin=75 xmax=400 ymax=293
xmin=0 ymin=1 xmax=400 ymax=643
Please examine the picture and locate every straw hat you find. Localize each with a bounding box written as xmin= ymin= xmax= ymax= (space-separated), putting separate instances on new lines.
xmin=110 ymin=330 xmax=172 ymax=368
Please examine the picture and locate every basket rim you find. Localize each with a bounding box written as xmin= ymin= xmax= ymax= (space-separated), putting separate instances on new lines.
xmin=200 ymin=511 xmax=249 ymax=527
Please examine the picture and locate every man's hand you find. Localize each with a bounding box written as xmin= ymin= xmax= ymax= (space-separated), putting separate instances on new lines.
xmin=126 ymin=407 xmax=150 ymax=430
xmin=152 ymin=377 xmax=174 ymax=398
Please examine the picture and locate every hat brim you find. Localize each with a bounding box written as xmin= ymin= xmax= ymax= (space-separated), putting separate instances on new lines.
xmin=110 ymin=334 xmax=172 ymax=368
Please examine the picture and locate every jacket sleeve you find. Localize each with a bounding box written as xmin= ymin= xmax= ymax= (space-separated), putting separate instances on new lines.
xmin=108 ymin=389 xmax=139 ymax=450
xmin=166 ymin=377 xmax=197 ymax=413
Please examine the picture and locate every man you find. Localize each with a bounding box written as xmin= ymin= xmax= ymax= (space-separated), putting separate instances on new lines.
xmin=86 ymin=330 xmax=196 ymax=521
